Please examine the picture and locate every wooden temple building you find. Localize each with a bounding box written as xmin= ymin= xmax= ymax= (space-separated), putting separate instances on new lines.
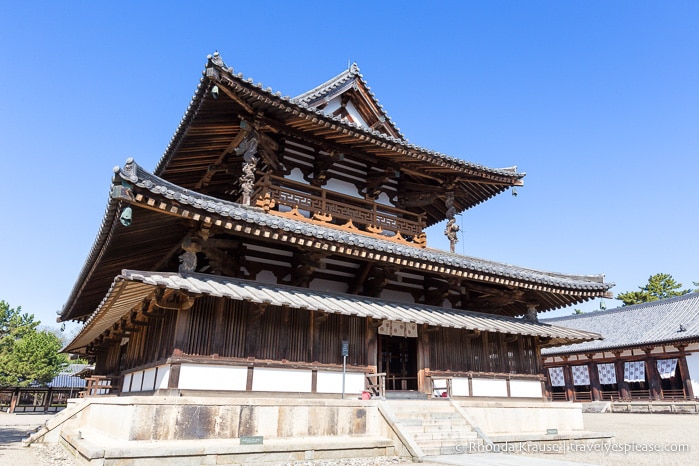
xmin=542 ymin=293 xmax=699 ymax=402
xmin=60 ymin=52 xmax=614 ymax=400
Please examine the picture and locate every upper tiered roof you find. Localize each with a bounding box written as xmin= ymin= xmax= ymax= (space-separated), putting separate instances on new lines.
xmin=153 ymin=52 xmax=525 ymax=226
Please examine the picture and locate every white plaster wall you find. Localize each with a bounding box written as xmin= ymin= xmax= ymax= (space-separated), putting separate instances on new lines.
xmin=344 ymin=101 xmax=367 ymax=127
xmin=451 ymin=377 xmax=470 ymax=397
xmin=309 ymin=278 xmax=348 ymax=294
xmin=142 ymin=368 xmax=156 ymax=392
xmin=472 ymin=378 xmax=508 ymax=397
xmin=315 ymin=372 xmax=364 ymax=394
xmin=155 ymin=366 xmax=170 ymax=390
xmin=252 ymin=368 xmax=313 ymax=393
xmin=686 ymin=351 xmax=699 ymax=398
xmin=131 ymin=371 xmax=144 ymax=392
xmin=379 ymin=289 xmax=414 ymax=304
xmin=178 ymin=364 xmax=248 ymax=391
xmin=287 ymin=167 xmax=305 ymax=183
xmin=510 ymin=379 xmax=543 ymax=398
xmin=253 ymin=270 xmax=278 ymax=285
xmin=325 ymin=178 xmax=361 ymax=198
xmin=122 ymin=374 xmax=132 ymax=393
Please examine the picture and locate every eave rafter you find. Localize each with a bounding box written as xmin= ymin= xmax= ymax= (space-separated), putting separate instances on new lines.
xmin=205 ymin=70 xmax=524 ymax=190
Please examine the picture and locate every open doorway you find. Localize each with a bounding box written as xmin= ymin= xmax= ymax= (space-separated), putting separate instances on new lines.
xmin=379 ymin=335 xmax=418 ymax=391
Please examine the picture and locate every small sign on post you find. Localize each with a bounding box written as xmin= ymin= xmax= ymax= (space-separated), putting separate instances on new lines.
xmin=342 ymin=340 xmax=349 ymax=399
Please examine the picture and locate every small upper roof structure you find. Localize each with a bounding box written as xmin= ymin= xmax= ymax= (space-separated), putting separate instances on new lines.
xmin=291 ymin=62 xmax=403 ymax=139
xmin=542 ymin=292 xmax=699 ymax=355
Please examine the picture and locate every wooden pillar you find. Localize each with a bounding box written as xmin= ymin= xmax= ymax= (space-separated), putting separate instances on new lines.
xmin=310 ymin=311 xmax=328 ymax=363
xmin=613 ymin=353 xmax=629 ymax=400
xmin=172 ymin=306 xmax=192 ymax=357
xmin=211 ymin=298 xmax=226 ymax=356
xmin=366 ymin=318 xmax=379 ymax=372
xmin=587 ymin=356 xmax=601 ymax=401
xmin=677 ymin=346 xmax=694 ymax=399
xmin=416 ymin=325 xmax=431 ymax=394
xmin=8 ymin=388 xmax=19 ymax=413
xmin=43 ymin=388 xmax=52 ymax=413
xmin=561 ymin=357 xmax=575 ymax=401
xmin=167 ymin=363 xmax=181 ymax=389
xmin=644 ymin=349 xmax=662 ymax=400
xmin=244 ymin=304 xmax=267 ymax=358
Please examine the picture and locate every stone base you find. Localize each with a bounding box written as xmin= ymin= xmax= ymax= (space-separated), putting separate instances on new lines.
xmin=61 ymin=429 xmax=395 ymax=466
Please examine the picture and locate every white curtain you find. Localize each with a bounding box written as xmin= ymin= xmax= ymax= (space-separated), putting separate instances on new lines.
xmin=656 ymin=359 xmax=678 ymax=379
xmin=624 ymin=361 xmax=646 ymax=383
xmin=597 ymin=363 xmax=617 ymax=385
xmin=572 ymin=365 xmax=590 ymax=386
xmin=548 ymin=367 xmax=565 ymax=387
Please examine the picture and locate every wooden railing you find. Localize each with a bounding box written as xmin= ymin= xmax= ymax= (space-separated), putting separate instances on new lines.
xmin=550 ymin=392 xmax=568 ymax=401
xmin=0 ymin=387 xmax=83 ymax=413
xmin=80 ymin=376 xmax=116 ymax=397
xmin=600 ymin=390 xmax=619 ymax=401
xmin=431 ymin=377 xmax=452 ymax=398
xmin=661 ymin=388 xmax=686 ymax=400
xmin=365 ymin=372 xmax=386 ymax=399
xmin=573 ymin=390 xmax=592 ymax=401
xmin=251 ymin=175 xmax=426 ymax=241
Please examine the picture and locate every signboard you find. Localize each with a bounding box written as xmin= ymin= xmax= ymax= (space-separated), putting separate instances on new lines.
xmin=341 ymin=340 xmax=349 ymax=357
xmin=240 ymin=436 xmax=264 ymax=445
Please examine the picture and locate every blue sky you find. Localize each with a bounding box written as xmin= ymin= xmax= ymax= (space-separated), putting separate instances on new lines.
xmin=1 ymin=1 xmax=697 ymax=332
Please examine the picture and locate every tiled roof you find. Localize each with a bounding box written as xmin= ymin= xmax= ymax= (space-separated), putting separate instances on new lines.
xmin=122 ymin=159 xmax=612 ymax=295
xmin=291 ymin=62 xmax=404 ymax=139
xmin=541 ymin=293 xmax=699 ymax=355
xmin=154 ymin=52 xmax=526 ymax=183
xmin=64 ymin=269 xmax=602 ymax=353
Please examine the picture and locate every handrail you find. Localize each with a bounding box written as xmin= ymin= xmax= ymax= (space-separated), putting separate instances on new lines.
xmin=365 ymin=372 xmax=386 ymax=399
xmin=252 ymin=174 xmax=425 ymax=238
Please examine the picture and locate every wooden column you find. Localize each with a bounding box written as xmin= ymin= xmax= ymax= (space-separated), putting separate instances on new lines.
xmin=211 ymin=297 xmax=226 ymax=356
xmin=244 ymin=304 xmax=267 ymax=358
xmin=561 ymin=357 xmax=575 ymax=401
xmin=416 ymin=325 xmax=431 ymax=394
xmin=310 ymin=311 xmax=328 ymax=363
xmin=42 ymin=388 xmax=52 ymax=413
xmin=644 ymin=349 xmax=662 ymax=400
xmin=172 ymin=306 xmax=192 ymax=357
xmin=613 ymin=353 xmax=629 ymax=400
xmin=677 ymin=346 xmax=694 ymax=399
xmin=587 ymin=355 xmax=601 ymax=401
xmin=366 ymin=318 xmax=379 ymax=372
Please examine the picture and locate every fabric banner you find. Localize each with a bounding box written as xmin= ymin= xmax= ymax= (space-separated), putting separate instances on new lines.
xmin=597 ymin=363 xmax=617 ymax=385
xmin=656 ymin=359 xmax=678 ymax=379
xmin=548 ymin=367 xmax=565 ymax=387
xmin=377 ymin=320 xmax=418 ymax=338
xmin=572 ymin=365 xmax=590 ymax=386
xmin=624 ymin=361 xmax=646 ymax=383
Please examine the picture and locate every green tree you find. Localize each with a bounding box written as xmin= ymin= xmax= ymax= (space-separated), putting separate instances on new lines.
xmin=616 ymin=273 xmax=691 ymax=306
xmin=0 ymin=301 xmax=68 ymax=387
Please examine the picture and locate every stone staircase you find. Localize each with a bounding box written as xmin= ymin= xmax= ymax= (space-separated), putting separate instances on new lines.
xmin=385 ymin=400 xmax=482 ymax=456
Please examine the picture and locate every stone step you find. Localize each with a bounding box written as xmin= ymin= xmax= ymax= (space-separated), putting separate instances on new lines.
xmin=413 ymin=431 xmax=479 ymax=442
xmin=421 ymin=441 xmax=483 ymax=456
xmin=393 ymin=411 xmax=462 ymax=419
xmin=403 ymin=423 xmax=472 ymax=434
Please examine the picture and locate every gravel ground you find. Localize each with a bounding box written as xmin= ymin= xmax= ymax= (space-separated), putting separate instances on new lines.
xmin=513 ymin=412 xmax=698 ymax=466
xmin=2 ymin=411 xmax=697 ymax=465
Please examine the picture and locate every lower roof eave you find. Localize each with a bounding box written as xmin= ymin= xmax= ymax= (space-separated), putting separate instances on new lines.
xmin=65 ymin=270 xmax=602 ymax=354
